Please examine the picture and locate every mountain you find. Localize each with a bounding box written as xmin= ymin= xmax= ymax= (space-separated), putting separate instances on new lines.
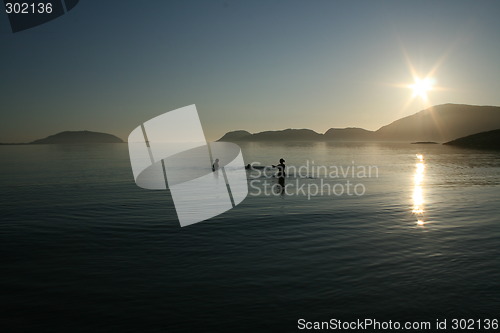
xmin=217 ymin=104 xmax=500 ymax=143
xmin=375 ymin=104 xmax=500 ymax=142
xmin=324 ymin=127 xmax=376 ymax=140
xmin=443 ymin=129 xmax=500 ymax=150
xmin=217 ymin=130 xmax=252 ymax=141
xmin=219 ymin=128 xmax=322 ymax=141
xmin=30 ymin=131 xmax=123 ymax=144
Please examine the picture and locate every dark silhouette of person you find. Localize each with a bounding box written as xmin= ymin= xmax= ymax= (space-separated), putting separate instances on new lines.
xmin=212 ymin=158 xmax=220 ymax=172
xmin=273 ymin=158 xmax=286 ymax=192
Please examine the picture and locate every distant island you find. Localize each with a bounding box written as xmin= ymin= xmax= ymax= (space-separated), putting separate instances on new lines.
xmin=2 ymin=104 xmax=500 ymax=147
xmin=219 ymin=128 xmax=322 ymax=141
xmin=411 ymin=142 xmax=438 ymax=144
xmin=218 ymin=104 xmax=500 ymax=143
xmin=0 ymin=131 xmax=124 ymax=145
xmin=444 ymin=129 xmax=500 ymax=150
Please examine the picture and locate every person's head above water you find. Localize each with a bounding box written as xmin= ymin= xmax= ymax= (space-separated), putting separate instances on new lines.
xmin=279 ymin=158 xmax=285 ymax=163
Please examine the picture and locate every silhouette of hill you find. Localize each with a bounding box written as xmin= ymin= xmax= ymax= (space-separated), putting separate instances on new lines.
xmin=443 ymin=129 xmax=500 ymax=150
xmin=324 ymin=127 xmax=376 ymax=140
xmin=3 ymin=104 xmax=500 ymax=145
xmin=218 ymin=104 xmax=500 ymax=142
xmin=219 ymin=129 xmax=322 ymax=141
xmin=30 ymin=131 xmax=123 ymax=144
xmin=411 ymin=142 xmax=438 ymax=144
xmin=375 ymin=104 xmax=500 ymax=142
xmin=217 ymin=130 xmax=252 ymax=141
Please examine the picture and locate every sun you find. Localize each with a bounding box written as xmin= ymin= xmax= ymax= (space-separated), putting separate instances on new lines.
xmin=409 ymin=77 xmax=435 ymax=100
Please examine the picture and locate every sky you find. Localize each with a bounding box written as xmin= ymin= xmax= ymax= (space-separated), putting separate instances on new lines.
xmin=1 ymin=0 xmax=500 ymax=142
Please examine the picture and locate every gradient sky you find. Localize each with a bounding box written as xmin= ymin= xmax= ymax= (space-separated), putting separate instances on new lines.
xmin=1 ymin=0 xmax=500 ymax=142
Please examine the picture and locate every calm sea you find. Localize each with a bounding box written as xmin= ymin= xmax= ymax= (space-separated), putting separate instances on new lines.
xmin=1 ymin=142 xmax=500 ymax=332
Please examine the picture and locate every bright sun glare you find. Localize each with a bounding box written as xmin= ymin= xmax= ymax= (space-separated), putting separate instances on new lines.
xmin=409 ymin=77 xmax=435 ymax=100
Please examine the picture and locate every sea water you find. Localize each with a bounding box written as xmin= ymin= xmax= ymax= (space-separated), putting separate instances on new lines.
xmin=1 ymin=142 xmax=499 ymax=331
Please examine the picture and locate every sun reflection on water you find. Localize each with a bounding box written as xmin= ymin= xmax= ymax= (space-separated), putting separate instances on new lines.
xmin=412 ymin=154 xmax=426 ymax=225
